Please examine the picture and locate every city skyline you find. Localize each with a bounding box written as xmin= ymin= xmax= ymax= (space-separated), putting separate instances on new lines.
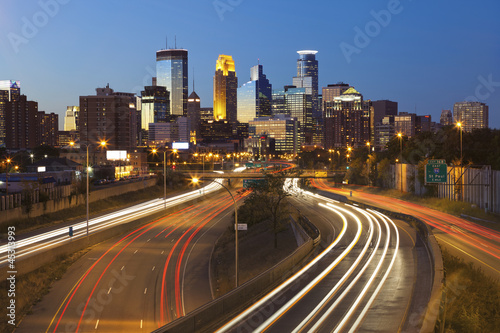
xmin=0 ymin=0 xmax=499 ymax=130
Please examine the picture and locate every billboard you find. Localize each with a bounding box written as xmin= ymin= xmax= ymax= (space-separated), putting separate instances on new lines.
xmin=106 ymin=150 xmax=127 ymax=161
xmin=172 ymin=142 xmax=189 ymax=150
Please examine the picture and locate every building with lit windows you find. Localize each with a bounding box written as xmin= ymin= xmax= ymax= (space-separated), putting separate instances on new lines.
xmin=271 ymin=89 xmax=286 ymax=116
xmin=213 ymin=55 xmax=237 ymax=123
xmin=0 ymin=80 xmax=21 ymax=147
xmin=141 ymin=85 xmax=170 ymax=131
xmin=293 ymin=50 xmax=319 ymax=117
xmin=453 ymin=101 xmax=489 ymax=132
xmin=187 ymin=91 xmax=201 ymax=142
xmin=237 ymin=64 xmax=272 ymax=123
xmin=440 ymin=109 xmax=453 ymax=126
xmin=64 ymin=106 xmax=79 ymax=131
xmin=284 ymin=86 xmax=313 ymax=145
xmin=38 ymin=111 xmax=59 ymax=147
xmin=156 ymin=49 xmax=188 ymax=116
xmin=248 ymin=115 xmax=298 ymax=153
xmin=394 ymin=112 xmax=416 ymax=138
xmin=324 ymin=87 xmax=371 ymax=148
xmin=79 ymin=85 xmax=137 ymax=150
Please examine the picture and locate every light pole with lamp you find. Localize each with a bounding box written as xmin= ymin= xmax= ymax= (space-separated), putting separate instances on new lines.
xmin=397 ymin=133 xmax=403 ymax=191
xmin=152 ymin=148 xmax=168 ymax=209
xmin=457 ymin=122 xmax=463 ymax=200
xmin=5 ymin=158 xmax=11 ymax=195
xmin=366 ymin=142 xmax=371 ymax=184
xmin=78 ymin=140 xmax=107 ymax=238
xmin=192 ymin=177 xmax=239 ymax=288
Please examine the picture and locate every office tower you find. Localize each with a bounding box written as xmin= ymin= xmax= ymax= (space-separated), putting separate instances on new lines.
xmin=394 ymin=112 xmax=416 ymax=138
xmin=237 ymin=64 xmax=272 ymax=123
xmin=0 ymin=80 xmax=21 ymax=147
xmin=79 ymin=85 xmax=137 ymax=150
xmin=187 ymin=91 xmax=201 ymax=142
xmin=156 ymin=48 xmax=188 ymax=116
xmin=416 ymin=115 xmax=432 ymax=133
xmin=248 ymin=115 xmax=298 ymax=153
xmin=272 ymin=89 xmax=286 ymax=116
xmin=440 ymin=109 xmax=453 ymax=126
xmin=453 ymin=101 xmax=489 ymax=131
xmin=213 ymin=55 xmax=237 ymax=123
xmin=285 ymin=86 xmax=313 ymax=145
xmin=324 ymin=87 xmax=371 ymax=148
xmin=375 ymin=115 xmax=395 ymax=150
xmin=38 ymin=111 xmax=59 ymax=146
xmin=293 ymin=50 xmax=319 ymax=117
xmin=148 ymin=117 xmax=190 ymax=146
xmin=371 ymin=100 xmax=398 ymax=125
xmin=200 ymin=107 xmax=214 ymax=121
xmin=141 ymin=85 xmax=170 ymax=131
xmin=64 ymin=106 xmax=80 ymax=131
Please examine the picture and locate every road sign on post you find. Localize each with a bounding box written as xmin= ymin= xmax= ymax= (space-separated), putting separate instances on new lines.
xmin=237 ymin=224 xmax=247 ymax=231
xmin=425 ymin=159 xmax=447 ymax=183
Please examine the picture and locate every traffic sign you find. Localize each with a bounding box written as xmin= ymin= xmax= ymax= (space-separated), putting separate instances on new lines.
xmin=425 ymin=160 xmax=447 ymax=183
xmin=315 ymin=171 xmax=327 ymax=178
xmin=237 ymin=224 xmax=247 ymax=231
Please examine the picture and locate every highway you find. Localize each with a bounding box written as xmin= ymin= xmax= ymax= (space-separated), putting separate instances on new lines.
xmin=16 ymin=186 xmax=248 ymax=332
xmin=214 ymin=179 xmax=431 ymax=333
xmin=311 ymin=179 xmax=500 ymax=278
xmin=0 ymin=179 xmax=227 ymax=269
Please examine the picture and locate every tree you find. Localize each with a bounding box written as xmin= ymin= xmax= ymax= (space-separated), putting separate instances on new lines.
xmin=238 ymin=169 xmax=295 ymax=248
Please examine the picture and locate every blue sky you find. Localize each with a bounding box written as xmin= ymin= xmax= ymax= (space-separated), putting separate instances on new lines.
xmin=1 ymin=0 xmax=499 ymax=129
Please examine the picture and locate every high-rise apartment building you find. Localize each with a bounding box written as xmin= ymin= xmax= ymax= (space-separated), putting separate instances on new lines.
xmin=394 ymin=112 xmax=416 ymax=138
xmin=453 ymin=101 xmax=489 ymax=132
xmin=79 ymin=85 xmax=137 ymax=150
xmin=214 ymin=55 xmax=238 ymax=123
xmin=293 ymin=51 xmax=319 ymax=117
xmin=38 ymin=111 xmax=59 ymax=147
xmin=156 ymin=49 xmax=188 ymax=116
xmin=237 ymin=64 xmax=272 ymax=123
xmin=0 ymin=80 xmax=21 ymax=147
xmin=64 ymin=106 xmax=80 ymax=131
xmin=440 ymin=109 xmax=453 ymax=126
xmin=324 ymin=87 xmax=371 ymax=148
xmin=141 ymin=85 xmax=170 ymax=131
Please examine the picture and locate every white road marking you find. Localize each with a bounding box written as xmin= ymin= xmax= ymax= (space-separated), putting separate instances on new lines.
xmin=144 ymin=288 xmax=147 ymax=294
xmin=95 ymin=319 xmax=99 ymax=329
xmin=107 ymin=287 xmax=112 ymax=294
xmin=152 ymin=266 xmax=155 ymax=271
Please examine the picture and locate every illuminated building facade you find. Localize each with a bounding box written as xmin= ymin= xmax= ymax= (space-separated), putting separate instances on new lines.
xmin=0 ymin=80 xmax=21 ymax=147
xmin=293 ymin=51 xmax=319 ymax=117
xmin=38 ymin=111 xmax=59 ymax=147
xmin=248 ymin=115 xmax=298 ymax=153
xmin=453 ymin=101 xmax=489 ymax=132
xmin=187 ymin=91 xmax=201 ymax=142
xmin=141 ymin=85 xmax=170 ymax=131
xmin=440 ymin=109 xmax=453 ymax=126
xmin=213 ymin=55 xmax=237 ymax=123
xmin=237 ymin=64 xmax=272 ymax=123
xmin=64 ymin=106 xmax=80 ymax=131
xmin=324 ymin=87 xmax=371 ymax=148
xmin=285 ymin=87 xmax=313 ymax=145
xmin=156 ymin=49 xmax=188 ymax=116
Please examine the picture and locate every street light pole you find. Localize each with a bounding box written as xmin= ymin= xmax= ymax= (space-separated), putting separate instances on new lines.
xmin=164 ymin=150 xmax=167 ymax=209
xmin=86 ymin=145 xmax=89 ymax=238
xmin=398 ymin=133 xmax=403 ymax=192
xmin=193 ymin=177 xmax=238 ymax=287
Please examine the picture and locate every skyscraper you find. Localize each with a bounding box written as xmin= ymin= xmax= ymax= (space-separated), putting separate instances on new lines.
xmin=285 ymin=86 xmax=313 ymax=145
xmin=156 ymin=48 xmax=188 ymax=117
xmin=141 ymin=85 xmax=170 ymax=131
xmin=0 ymin=80 xmax=21 ymax=147
xmin=325 ymin=87 xmax=371 ymax=148
xmin=237 ymin=64 xmax=272 ymax=123
xmin=187 ymin=91 xmax=201 ymax=143
xmin=453 ymin=102 xmax=489 ymax=132
xmin=64 ymin=106 xmax=80 ymax=131
xmin=440 ymin=109 xmax=453 ymax=126
xmin=213 ymin=55 xmax=237 ymax=123
xmin=293 ymin=50 xmax=319 ymax=117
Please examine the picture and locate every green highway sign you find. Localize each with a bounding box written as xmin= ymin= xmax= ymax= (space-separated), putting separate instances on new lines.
xmin=243 ymin=179 xmax=266 ymax=188
xmin=425 ymin=160 xmax=448 ymax=183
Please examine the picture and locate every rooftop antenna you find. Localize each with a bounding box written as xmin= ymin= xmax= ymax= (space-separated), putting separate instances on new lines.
xmin=175 ymin=35 xmax=177 ymax=49
xmin=166 ymin=36 xmax=168 ymax=49
xmin=193 ymin=67 xmax=195 ymax=92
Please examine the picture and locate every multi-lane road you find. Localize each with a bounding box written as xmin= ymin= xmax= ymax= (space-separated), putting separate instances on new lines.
xmin=311 ymin=179 xmax=500 ymax=279
xmin=14 ymin=173 xmax=435 ymax=332
xmin=213 ymin=179 xmax=430 ymax=332
xmin=17 ymin=186 xmax=248 ymax=332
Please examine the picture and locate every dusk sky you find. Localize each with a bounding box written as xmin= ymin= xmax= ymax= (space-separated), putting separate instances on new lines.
xmin=1 ymin=0 xmax=499 ymax=129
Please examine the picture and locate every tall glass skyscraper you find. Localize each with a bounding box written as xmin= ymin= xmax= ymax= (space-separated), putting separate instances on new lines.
xmin=237 ymin=64 xmax=272 ymax=123
xmin=141 ymin=85 xmax=170 ymax=131
xmin=213 ymin=55 xmax=237 ymax=123
xmin=293 ymin=50 xmax=319 ymax=117
xmin=156 ymin=49 xmax=188 ymax=117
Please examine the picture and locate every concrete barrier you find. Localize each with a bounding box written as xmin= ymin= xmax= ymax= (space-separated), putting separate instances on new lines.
xmin=153 ymin=226 xmax=316 ymax=332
